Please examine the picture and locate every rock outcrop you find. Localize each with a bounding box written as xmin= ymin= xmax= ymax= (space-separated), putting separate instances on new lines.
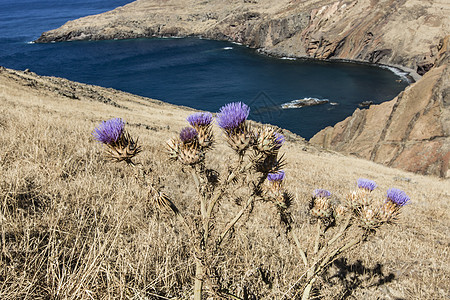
xmin=311 ymin=37 xmax=450 ymax=177
xmin=35 ymin=0 xmax=450 ymax=74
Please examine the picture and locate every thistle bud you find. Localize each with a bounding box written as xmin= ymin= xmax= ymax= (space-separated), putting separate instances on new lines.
xmin=346 ymin=189 xmax=371 ymax=209
xmin=180 ymin=127 xmax=198 ymax=144
xmin=267 ymin=171 xmax=285 ymax=192
xmin=178 ymin=145 xmax=203 ymax=165
xmin=167 ymin=127 xmax=203 ymax=165
xmin=255 ymin=127 xmax=285 ymax=155
xmin=92 ymin=118 xmax=141 ymax=164
xmin=311 ymin=189 xmax=332 ymax=219
xmin=166 ymin=138 xmax=180 ymax=160
xmin=216 ymin=102 xmax=252 ymax=154
xmin=379 ymin=188 xmax=410 ymax=221
xmin=187 ymin=112 xmax=214 ymax=150
xmin=358 ymin=206 xmax=381 ymax=230
xmin=357 ymin=178 xmax=377 ymax=192
xmin=334 ymin=204 xmax=348 ymax=218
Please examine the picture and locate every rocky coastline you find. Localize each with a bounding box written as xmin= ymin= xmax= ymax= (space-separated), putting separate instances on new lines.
xmin=35 ymin=0 xmax=448 ymax=74
xmin=34 ymin=0 xmax=450 ymax=177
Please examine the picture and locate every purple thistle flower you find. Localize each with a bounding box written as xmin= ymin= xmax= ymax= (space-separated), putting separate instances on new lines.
xmin=386 ymin=188 xmax=410 ymax=207
xmin=180 ymin=127 xmax=198 ymax=143
xmin=274 ymin=132 xmax=285 ymax=148
xmin=357 ymin=178 xmax=377 ymax=191
xmin=313 ymin=189 xmax=331 ymax=198
xmin=92 ymin=118 xmax=124 ymax=144
xmin=187 ymin=112 xmax=213 ymax=127
xmin=267 ymin=170 xmax=285 ymax=182
xmin=216 ymin=102 xmax=250 ymax=131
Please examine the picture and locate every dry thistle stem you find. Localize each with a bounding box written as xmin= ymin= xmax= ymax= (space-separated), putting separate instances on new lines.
xmin=92 ymin=118 xmax=141 ymax=164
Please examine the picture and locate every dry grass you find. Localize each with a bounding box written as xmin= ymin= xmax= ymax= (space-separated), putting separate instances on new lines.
xmin=0 ymin=67 xmax=449 ymax=299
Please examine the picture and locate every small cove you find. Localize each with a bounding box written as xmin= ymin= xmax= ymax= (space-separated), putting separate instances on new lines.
xmin=0 ymin=0 xmax=409 ymax=139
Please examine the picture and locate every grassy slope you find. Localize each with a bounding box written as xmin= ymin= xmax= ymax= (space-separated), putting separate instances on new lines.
xmin=0 ymin=67 xmax=449 ymax=299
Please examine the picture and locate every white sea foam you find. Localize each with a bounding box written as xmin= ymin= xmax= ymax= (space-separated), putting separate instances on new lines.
xmin=223 ymin=47 xmax=233 ymax=50
xmin=27 ymin=41 xmax=35 ymax=44
xmin=329 ymin=102 xmax=339 ymax=106
xmin=281 ymin=97 xmax=329 ymax=109
xmin=381 ymin=65 xmax=410 ymax=82
xmin=281 ymin=57 xmax=296 ymax=61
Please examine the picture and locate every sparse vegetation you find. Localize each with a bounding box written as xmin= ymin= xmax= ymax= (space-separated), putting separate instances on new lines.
xmin=0 ymin=68 xmax=449 ymax=299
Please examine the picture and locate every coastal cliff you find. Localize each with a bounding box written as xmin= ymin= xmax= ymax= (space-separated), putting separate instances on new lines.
xmin=34 ymin=0 xmax=450 ymax=176
xmin=36 ymin=0 xmax=449 ymax=74
xmin=311 ymin=37 xmax=450 ymax=177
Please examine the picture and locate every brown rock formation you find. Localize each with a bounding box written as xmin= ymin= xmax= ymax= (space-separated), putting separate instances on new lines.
xmin=35 ymin=0 xmax=450 ymax=73
xmin=311 ymin=40 xmax=450 ymax=177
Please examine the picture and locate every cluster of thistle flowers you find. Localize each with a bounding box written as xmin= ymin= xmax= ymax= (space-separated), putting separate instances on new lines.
xmin=311 ymin=178 xmax=410 ymax=230
xmin=92 ymin=118 xmax=142 ymax=164
xmin=167 ymin=102 xmax=284 ymax=166
xmin=166 ymin=111 xmax=214 ymax=165
xmin=166 ymin=102 xmax=289 ymax=202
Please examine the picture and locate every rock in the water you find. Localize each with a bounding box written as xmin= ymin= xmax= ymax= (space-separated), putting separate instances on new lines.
xmin=281 ymin=98 xmax=329 ymax=109
xmin=358 ymin=101 xmax=373 ymax=108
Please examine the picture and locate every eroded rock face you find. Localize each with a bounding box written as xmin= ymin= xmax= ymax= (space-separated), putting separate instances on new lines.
xmin=311 ymin=62 xmax=449 ymax=177
xmin=35 ymin=0 xmax=449 ymax=73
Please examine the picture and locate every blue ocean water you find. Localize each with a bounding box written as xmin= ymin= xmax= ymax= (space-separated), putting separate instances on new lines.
xmin=0 ymin=0 xmax=409 ymax=139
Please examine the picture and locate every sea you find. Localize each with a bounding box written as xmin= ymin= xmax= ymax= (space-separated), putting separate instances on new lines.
xmin=0 ymin=0 xmax=410 ymax=139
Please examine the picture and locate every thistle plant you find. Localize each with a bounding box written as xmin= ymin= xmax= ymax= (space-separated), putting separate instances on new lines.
xmin=92 ymin=118 xmax=141 ymax=164
xmin=291 ymin=179 xmax=410 ymax=300
xmin=166 ymin=102 xmax=290 ymax=299
xmin=91 ymin=113 xmax=411 ymax=299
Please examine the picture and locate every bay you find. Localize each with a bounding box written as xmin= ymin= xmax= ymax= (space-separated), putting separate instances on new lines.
xmin=0 ymin=0 xmax=409 ymax=139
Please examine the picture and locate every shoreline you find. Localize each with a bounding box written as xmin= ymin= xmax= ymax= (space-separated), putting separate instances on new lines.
xmin=34 ymin=34 xmax=421 ymax=83
xmin=256 ymin=47 xmax=420 ymax=83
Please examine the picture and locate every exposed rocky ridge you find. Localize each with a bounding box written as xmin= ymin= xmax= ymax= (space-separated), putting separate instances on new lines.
xmin=36 ymin=0 xmax=450 ymax=74
xmin=311 ymin=38 xmax=450 ymax=177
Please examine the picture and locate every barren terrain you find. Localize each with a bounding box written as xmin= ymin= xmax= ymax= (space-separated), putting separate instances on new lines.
xmin=1 ymin=66 xmax=449 ymax=299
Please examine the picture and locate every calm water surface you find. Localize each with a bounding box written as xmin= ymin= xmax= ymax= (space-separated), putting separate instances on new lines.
xmin=0 ymin=0 xmax=409 ymax=139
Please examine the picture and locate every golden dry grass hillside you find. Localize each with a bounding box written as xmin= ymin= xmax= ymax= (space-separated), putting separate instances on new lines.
xmin=0 ymin=66 xmax=449 ymax=299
